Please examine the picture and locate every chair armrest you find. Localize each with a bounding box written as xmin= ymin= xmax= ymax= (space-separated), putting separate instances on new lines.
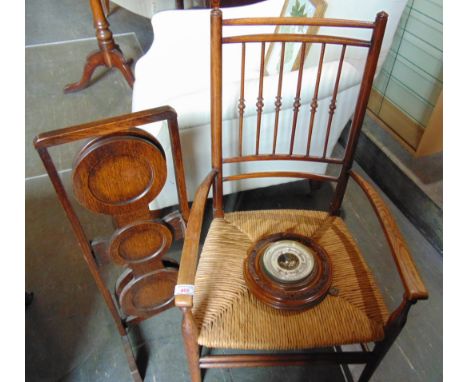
xmin=350 ymin=171 xmax=428 ymax=302
xmin=175 ymin=170 xmax=218 ymax=308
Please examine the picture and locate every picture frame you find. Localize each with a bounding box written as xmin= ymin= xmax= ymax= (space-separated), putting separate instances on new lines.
xmin=265 ymin=0 xmax=327 ymax=75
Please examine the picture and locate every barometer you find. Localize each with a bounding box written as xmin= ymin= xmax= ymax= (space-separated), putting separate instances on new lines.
xmin=244 ymin=233 xmax=332 ymax=311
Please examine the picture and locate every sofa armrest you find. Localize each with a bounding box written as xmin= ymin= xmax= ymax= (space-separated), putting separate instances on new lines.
xmin=156 ymin=59 xmax=360 ymax=130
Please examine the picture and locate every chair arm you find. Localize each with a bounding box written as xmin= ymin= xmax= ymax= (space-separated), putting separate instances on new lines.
xmin=350 ymin=171 xmax=428 ymax=302
xmin=175 ymin=170 xmax=218 ymax=308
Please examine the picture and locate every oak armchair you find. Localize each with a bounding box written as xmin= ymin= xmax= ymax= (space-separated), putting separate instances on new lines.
xmin=174 ymin=4 xmax=428 ymax=382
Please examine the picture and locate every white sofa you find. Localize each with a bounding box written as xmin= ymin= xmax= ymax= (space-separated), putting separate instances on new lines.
xmin=132 ymin=0 xmax=407 ymax=209
xmin=110 ymin=0 xmax=205 ymax=19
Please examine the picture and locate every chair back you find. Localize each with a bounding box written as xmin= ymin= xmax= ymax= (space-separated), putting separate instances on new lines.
xmin=209 ymin=0 xmax=387 ymax=217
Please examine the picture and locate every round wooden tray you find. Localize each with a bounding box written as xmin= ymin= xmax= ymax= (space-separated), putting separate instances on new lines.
xmin=244 ymin=232 xmax=332 ymax=311
xmin=109 ymin=220 xmax=173 ymax=266
xmin=72 ymin=129 xmax=167 ymax=215
xmin=117 ymin=268 xmax=178 ymax=318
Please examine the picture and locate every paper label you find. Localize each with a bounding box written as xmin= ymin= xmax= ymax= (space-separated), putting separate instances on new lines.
xmin=174 ymin=284 xmax=195 ymax=296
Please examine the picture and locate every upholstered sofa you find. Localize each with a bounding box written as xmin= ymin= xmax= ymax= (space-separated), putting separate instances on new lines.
xmin=110 ymin=0 xmax=205 ymax=19
xmin=132 ymin=0 xmax=407 ymax=209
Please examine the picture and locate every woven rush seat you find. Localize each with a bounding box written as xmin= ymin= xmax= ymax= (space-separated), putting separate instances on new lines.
xmin=192 ymin=209 xmax=389 ymax=350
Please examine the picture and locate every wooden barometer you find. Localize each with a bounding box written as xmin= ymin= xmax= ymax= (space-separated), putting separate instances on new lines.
xmin=244 ymin=233 xmax=332 ymax=311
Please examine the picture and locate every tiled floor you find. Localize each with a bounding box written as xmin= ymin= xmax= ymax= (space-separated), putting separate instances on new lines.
xmin=354 ymin=115 xmax=443 ymax=253
xmin=362 ymin=116 xmax=442 ymax=209
xmin=25 ymin=1 xmax=443 ymax=381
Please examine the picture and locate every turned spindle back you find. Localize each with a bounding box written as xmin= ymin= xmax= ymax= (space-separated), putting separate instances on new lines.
xmin=209 ymin=4 xmax=387 ymax=217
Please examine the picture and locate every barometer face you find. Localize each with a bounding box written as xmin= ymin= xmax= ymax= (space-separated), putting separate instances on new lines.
xmin=262 ymin=240 xmax=315 ymax=283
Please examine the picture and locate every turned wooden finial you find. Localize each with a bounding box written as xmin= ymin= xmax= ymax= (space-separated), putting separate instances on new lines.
xmin=376 ymin=11 xmax=389 ymax=21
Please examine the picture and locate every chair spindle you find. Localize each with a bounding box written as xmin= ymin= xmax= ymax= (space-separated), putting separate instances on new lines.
xmin=323 ymin=44 xmax=347 ymax=158
xmin=272 ymin=42 xmax=286 ymax=154
xmin=238 ymin=42 xmax=246 ymax=156
xmin=289 ymin=42 xmax=307 ymax=155
xmin=307 ymin=43 xmax=326 ymax=156
xmin=255 ymin=42 xmax=266 ymax=155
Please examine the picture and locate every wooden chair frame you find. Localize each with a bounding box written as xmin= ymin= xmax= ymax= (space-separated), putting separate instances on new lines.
xmin=34 ymin=106 xmax=190 ymax=382
xmin=175 ymin=3 xmax=428 ymax=382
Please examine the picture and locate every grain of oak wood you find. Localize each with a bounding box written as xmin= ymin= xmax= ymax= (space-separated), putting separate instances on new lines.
xmin=34 ymin=106 xmax=190 ymax=382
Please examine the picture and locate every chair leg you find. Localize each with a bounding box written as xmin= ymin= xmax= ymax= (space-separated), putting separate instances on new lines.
xmin=358 ymin=340 xmax=390 ymax=382
xmin=121 ymin=334 xmax=143 ymax=382
xmin=181 ymin=308 xmax=202 ymax=382
xmin=359 ymin=300 xmax=415 ymax=382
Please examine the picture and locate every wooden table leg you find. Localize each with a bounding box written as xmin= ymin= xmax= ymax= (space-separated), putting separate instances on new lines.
xmin=64 ymin=0 xmax=134 ymax=93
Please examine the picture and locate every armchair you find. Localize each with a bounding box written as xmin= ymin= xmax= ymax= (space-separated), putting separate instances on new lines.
xmin=173 ymin=3 xmax=428 ymax=381
xmin=132 ymin=0 xmax=408 ymax=208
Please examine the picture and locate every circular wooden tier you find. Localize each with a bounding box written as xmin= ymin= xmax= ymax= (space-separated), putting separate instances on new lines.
xmin=109 ymin=220 xmax=173 ymax=266
xmin=72 ymin=129 xmax=167 ymax=215
xmin=117 ymin=268 xmax=178 ymax=318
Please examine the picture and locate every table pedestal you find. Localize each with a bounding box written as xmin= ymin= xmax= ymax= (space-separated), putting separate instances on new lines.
xmin=65 ymin=0 xmax=136 ymax=93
